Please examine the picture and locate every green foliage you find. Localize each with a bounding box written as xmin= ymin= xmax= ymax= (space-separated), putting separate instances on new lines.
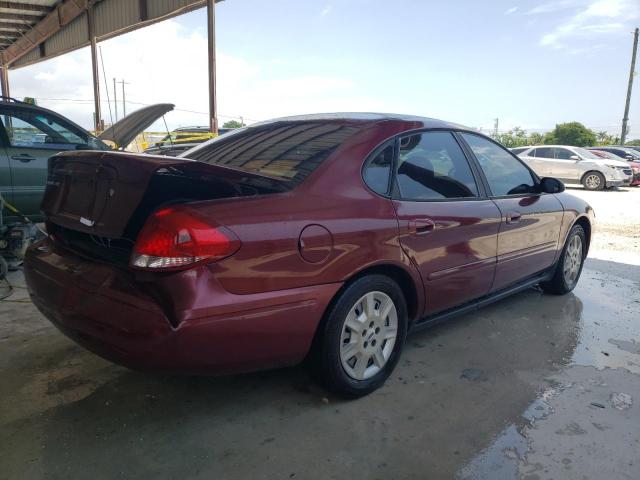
xmin=222 ymin=120 xmax=245 ymax=129
xmin=542 ymin=122 xmax=597 ymax=147
xmin=595 ymin=131 xmax=620 ymax=145
xmin=528 ymin=132 xmax=544 ymax=145
xmin=493 ymin=127 xmax=543 ymax=148
xmin=624 ymin=138 xmax=640 ymax=146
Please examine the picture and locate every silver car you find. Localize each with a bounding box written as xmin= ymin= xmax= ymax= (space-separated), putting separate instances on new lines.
xmin=517 ymin=145 xmax=632 ymax=191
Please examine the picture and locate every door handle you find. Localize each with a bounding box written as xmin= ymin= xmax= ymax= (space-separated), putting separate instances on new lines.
xmin=11 ymin=154 xmax=36 ymax=163
xmin=409 ymin=218 xmax=436 ymax=235
xmin=506 ymin=211 xmax=522 ymax=224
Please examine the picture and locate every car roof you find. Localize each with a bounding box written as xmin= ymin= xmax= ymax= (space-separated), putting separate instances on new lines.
xmin=527 ymin=145 xmax=579 ymax=148
xmin=248 ymin=112 xmax=470 ymax=131
xmin=596 ymin=145 xmax=635 ymax=150
xmin=173 ymin=126 xmax=210 ymax=131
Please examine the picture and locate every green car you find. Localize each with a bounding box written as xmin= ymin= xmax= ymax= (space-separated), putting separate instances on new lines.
xmin=0 ymin=98 xmax=174 ymax=222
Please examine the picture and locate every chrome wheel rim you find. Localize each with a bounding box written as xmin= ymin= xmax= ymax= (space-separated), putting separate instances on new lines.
xmin=585 ymin=174 xmax=601 ymax=189
xmin=563 ymin=234 xmax=583 ymax=287
xmin=340 ymin=291 xmax=398 ymax=380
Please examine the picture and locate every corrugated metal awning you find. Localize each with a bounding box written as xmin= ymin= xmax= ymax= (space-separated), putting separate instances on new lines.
xmin=0 ymin=0 xmax=218 ymax=69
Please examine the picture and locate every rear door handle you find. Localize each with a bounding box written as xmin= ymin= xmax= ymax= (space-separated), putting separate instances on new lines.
xmin=11 ymin=154 xmax=36 ymax=163
xmin=409 ymin=218 xmax=436 ymax=235
xmin=506 ymin=211 xmax=522 ymax=224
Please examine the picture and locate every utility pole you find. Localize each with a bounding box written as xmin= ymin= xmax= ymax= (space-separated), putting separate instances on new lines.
xmin=117 ymin=79 xmax=130 ymax=117
xmin=493 ymin=118 xmax=499 ymax=138
xmin=113 ymin=77 xmax=118 ymax=121
xmin=621 ymin=27 xmax=638 ymax=145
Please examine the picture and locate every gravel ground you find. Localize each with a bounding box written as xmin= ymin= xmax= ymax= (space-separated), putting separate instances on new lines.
xmin=566 ymin=185 xmax=640 ymax=265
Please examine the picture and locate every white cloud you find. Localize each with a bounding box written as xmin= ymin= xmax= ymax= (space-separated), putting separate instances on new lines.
xmin=504 ymin=6 xmax=518 ymax=15
xmin=8 ymin=17 xmax=371 ymax=130
xmin=321 ymin=5 xmax=332 ymax=17
xmin=537 ymin=0 xmax=638 ymax=50
xmin=527 ymin=0 xmax=580 ymax=15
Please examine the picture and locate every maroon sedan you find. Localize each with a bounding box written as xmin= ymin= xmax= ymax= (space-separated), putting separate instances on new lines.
xmin=24 ymin=113 xmax=594 ymax=397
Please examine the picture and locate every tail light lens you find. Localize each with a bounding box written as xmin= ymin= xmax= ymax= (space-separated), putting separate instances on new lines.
xmin=130 ymin=206 xmax=240 ymax=271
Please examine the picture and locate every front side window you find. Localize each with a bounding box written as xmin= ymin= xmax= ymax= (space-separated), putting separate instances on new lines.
xmin=0 ymin=109 xmax=103 ymax=150
xmin=363 ymin=143 xmax=393 ymax=195
xmin=461 ymin=133 xmax=536 ymax=196
xmin=554 ymin=148 xmax=574 ymax=160
xmin=396 ymin=131 xmax=478 ymax=200
xmin=185 ymin=121 xmax=364 ymax=187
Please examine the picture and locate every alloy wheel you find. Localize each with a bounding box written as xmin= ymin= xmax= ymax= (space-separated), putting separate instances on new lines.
xmin=340 ymin=291 xmax=398 ymax=380
xmin=585 ymin=174 xmax=601 ymax=190
xmin=563 ymin=234 xmax=583 ymax=287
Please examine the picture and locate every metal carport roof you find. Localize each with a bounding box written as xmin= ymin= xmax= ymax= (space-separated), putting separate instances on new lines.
xmin=0 ymin=0 xmax=222 ymax=132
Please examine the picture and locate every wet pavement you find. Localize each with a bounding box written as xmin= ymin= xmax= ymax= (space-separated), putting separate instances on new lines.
xmin=0 ymin=257 xmax=638 ymax=479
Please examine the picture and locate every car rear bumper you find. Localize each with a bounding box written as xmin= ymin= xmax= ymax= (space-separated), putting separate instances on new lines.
xmin=24 ymin=238 xmax=341 ymax=374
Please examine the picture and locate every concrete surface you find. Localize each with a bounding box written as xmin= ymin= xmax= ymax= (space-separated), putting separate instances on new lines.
xmin=1 ymin=190 xmax=639 ymax=480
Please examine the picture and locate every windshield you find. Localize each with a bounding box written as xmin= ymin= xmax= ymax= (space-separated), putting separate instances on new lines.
xmin=573 ymin=147 xmax=601 ymax=160
xmin=184 ymin=121 xmax=365 ymax=186
xmin=621 ymin=149 xmax=640 ymax=159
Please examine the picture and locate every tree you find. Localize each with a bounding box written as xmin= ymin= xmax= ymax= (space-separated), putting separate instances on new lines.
xmin=528 ymin=132 xmax=544 ymax=145
xmin=493 ymin=127 xmax=546 ymax=147
xmin=222 ymin=120 xmax=245 ymax=129
xmin=543 ymin=122 xmax=597 ymax=147
xmin=595 ymin=131 xmax=619 ymax=146
xmin=495 ymin=127 xmax=529 ymax=147
xmin=624 ymin=138 xmax=640 ymax=146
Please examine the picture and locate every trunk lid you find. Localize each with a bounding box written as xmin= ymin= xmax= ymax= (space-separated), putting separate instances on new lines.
xmin=43 ymin=150 xmax=284 ymax=241
xmin=98 ymin=103 xmax=175 ymax=149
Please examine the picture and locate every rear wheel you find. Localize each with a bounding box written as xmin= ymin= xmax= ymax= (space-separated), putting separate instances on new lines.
xmin=582 ymin=171 xmax=605 ymax=191
xmin=540 ymin=224 xmax=586 ymax=295
xmin=312 ymin=275 xmax=408 ymax=397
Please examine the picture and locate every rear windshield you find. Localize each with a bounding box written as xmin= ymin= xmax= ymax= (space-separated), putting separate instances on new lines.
xmin=184 ymin=121 xmax=364 ymax=187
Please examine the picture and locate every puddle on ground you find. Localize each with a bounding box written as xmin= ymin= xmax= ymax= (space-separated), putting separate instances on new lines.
xmin=457 ymin=265 xmax=640 ymax=479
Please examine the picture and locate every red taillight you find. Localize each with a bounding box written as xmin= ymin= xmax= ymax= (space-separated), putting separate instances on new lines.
xmin=130 ymin=206 xmax=240 ymax=271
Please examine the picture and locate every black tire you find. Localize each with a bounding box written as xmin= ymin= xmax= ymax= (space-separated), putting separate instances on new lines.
xmin=310 ymin=274 xmax=408 ymax=398
xmin=582 ymin=171 xmax=605 ymax=191
xmin=540 ymin=224 xmax=586 ymax=295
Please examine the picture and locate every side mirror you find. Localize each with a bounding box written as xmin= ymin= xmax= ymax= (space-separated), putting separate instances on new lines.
xmin=539 ymin=177 xmax=565 ymax=194
xmin=570 ymin=155 xmax=580 ymax=160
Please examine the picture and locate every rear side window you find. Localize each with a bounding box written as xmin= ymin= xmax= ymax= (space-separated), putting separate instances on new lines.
xmin=533 ymin=147 xmax=554 ymax=159
xmin=185 ymin=121 xmax=364 ymax=187
xmin=396 ymin=131 xmax=478 ymax=200
xmin=461 ymin=133 xmax=536 ymax=196
xmin=363 ymin=143 xmax=394 ymax=195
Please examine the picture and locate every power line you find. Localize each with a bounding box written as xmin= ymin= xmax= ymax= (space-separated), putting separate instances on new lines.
xmin=24 ymin=96 xmax=261 ymax=122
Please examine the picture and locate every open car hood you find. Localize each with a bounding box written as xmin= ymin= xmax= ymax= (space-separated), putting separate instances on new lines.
xmin=98 ymin=103 xmax=174 ymax=148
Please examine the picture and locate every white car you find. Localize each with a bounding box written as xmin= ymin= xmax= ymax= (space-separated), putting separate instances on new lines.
xmin=516 ymin=145 xmax=632 ymax=190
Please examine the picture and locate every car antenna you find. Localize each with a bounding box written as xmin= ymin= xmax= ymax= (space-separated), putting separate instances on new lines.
xmin=162 ymin=115 xmax=173 ymax=147
xmin=99 ymin=46 xmax=117 ymax=148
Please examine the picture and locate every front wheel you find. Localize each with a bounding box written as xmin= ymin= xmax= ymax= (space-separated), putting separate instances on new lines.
xmin=540 ymin=224 xmax=586 ymax=295
xmin=312 ymin=275 xmax=408 ymax=397
xmin=582 ymin=171 xmax=605 ymax=191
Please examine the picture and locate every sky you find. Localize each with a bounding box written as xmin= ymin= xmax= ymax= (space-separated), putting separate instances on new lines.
xmin=8 ymin=0 xmax=640 ymax=138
